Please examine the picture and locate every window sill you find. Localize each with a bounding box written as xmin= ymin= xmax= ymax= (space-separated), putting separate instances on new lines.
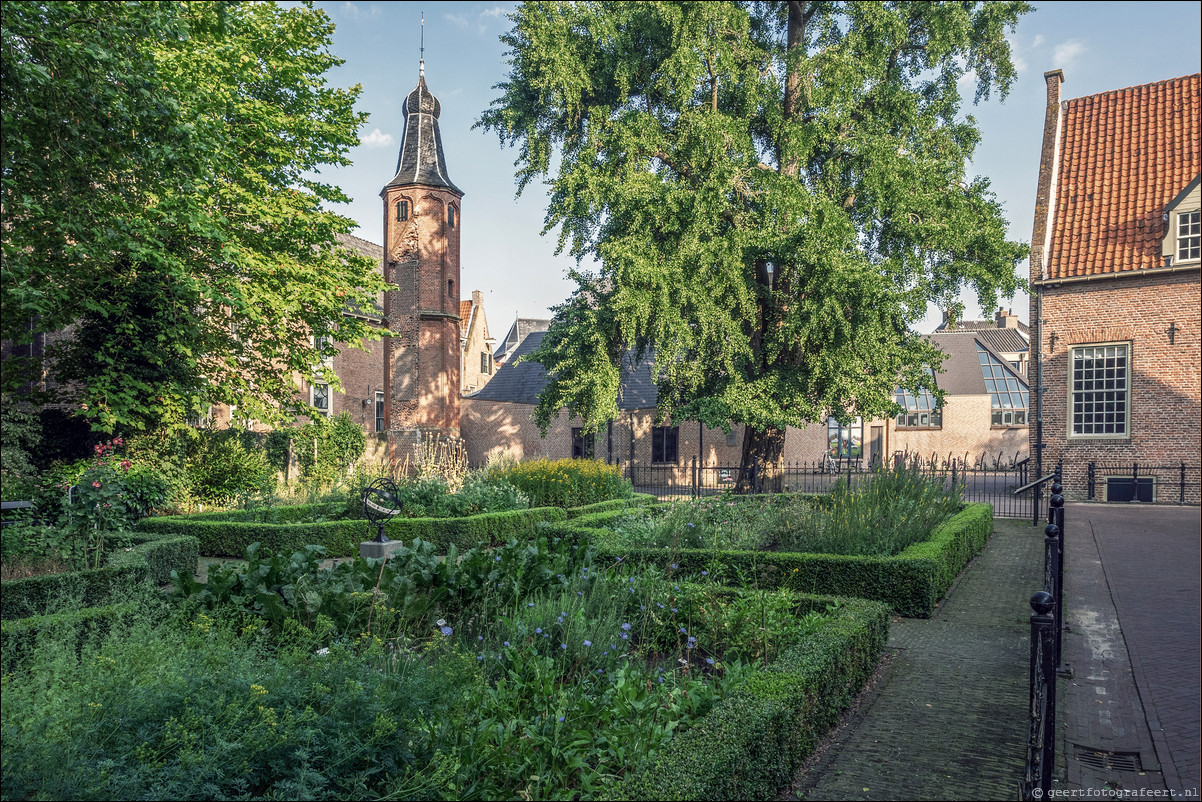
xmin=991 ymin=425 xmax=1029 ymax=430
xmin=895 ymin=426 xmax=943 ymax=431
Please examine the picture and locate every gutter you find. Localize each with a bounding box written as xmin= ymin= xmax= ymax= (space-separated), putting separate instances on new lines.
xmin=1032 ymin=262 xmax=1201 ymax=288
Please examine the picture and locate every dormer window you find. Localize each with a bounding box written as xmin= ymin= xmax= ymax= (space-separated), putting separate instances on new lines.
xmin=396 ymin=200 xmax=409 ymax=222
xmin=1178 ymin=209 xmax=1200 ymax=261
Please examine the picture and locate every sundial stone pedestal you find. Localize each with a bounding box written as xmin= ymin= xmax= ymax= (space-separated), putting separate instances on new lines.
xmin=359 ymin=478 xmax=405 ymax=560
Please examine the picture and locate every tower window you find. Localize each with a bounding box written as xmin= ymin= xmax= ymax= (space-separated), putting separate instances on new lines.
xmin=448 ymin=279 xmax=455 ymax=299
xmin=448 ymin=206 xmax=456 ymax=228
xmin=396 ymin=200 xmax=409 ymax=222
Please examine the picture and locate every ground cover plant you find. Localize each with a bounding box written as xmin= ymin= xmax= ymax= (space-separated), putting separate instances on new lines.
xmin=1 ymin=534 xmax=871 ymax=801
xmin=610 ymin=463 xmax=964 ymax=557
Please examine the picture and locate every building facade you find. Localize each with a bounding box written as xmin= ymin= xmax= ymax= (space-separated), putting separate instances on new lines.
xmin=1028 ymin=70 xmax=1201 ymax=503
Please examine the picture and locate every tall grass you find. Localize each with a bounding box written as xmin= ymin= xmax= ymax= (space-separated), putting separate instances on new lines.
xmin=488 ymin=458 xmax=632 ymax=507
xmin=611 ymin=464 xmax=963 ymax=557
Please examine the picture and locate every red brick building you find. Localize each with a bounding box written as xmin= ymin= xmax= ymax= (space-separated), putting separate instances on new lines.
xmin=1028 ymin=71 xmax=1201 ymax=503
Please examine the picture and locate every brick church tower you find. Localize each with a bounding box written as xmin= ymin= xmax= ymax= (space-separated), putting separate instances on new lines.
xmin=380 ymin=56 xmax=464 ymax=462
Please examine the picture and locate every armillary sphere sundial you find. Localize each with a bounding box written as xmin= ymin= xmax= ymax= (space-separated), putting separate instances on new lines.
xmin=361 ymin=477 xmax=403 ymax=543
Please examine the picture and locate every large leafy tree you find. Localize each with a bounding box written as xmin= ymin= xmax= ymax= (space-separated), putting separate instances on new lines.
xmin=479 ymin=1 xmax=1029 ymax=476
xmin=1 ymin=1 xmax=383 ymax=432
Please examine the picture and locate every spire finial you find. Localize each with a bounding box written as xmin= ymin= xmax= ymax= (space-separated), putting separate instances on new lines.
xmin=419 ymin=13 xmax=425 ymax=78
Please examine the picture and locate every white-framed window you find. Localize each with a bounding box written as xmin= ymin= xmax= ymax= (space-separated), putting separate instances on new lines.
xmin=827 ymin=417 xmax=862 ymax=458
xmin=311 ymin=383 xmax=330 ymax=415
xmin=374 ymin=391 xmax=385 ymax=432
xmin=1070 ymin=343 xmax=1129 ymax=438
xmin=894 ymin=369 xmax=941 ymax=428
xmin=1178 ymin=209 xmax=1200 ymax=262
xmin=977 ymin=343 xmax=1029 ymax=427
xmin=481 ymin=352 xmax=492 ymax=375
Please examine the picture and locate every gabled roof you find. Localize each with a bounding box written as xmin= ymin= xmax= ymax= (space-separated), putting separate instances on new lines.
xmin=1047 ymin=73 xmax=1200 ymax=280
xmin=493 ymin=317 xmax=551 ymax=363
xmin=467 ymin=331 xmax=657 ymax=411
xmin=973 ymin=327 xmax=1029 ymax=355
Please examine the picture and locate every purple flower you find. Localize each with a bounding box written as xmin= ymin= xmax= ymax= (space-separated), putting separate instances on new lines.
xmin=477 ymin=655 xmax=484 ymax=661
xmin=620 ymin=633 xmax=629 ymax=639
xmin=496 ymin=556 xmax=501 ymax=562
xmin=621 ymin=623 xmax=631 ymax=631
xmin=671 ymin=563 xmax=678 ymax=569
xmin=597 ymin=668 xmax=604 ymax=674
xmin=701 ymin=570 xmax=708 ymax=576
xmin=583 ymin=640 xmax=592 ymax=647
xmin=558 ymin=716 xmax=565 ymax=722
xmin=504 ymin=641 xmax=511 ymax=647
xmin=528 ymin=602 xmax=535 ymax=607
xmin=706 ymin=657 xmax=715 ymax=665
xmin=679 ymin=627 xmax=687 ymax=634
xmin=440 ymin=626 xmax=453 ymax=636
xmin=561 ymin=643 xmax=567 ymax=650
xmin=687 ymin=636 xmax=696 ymax=643
xmin=535 ymin=627 xmax=542 ymax=634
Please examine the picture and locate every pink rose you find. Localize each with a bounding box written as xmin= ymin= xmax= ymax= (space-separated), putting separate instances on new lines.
xmin=92 ymin=481 xmax=102 ymax=488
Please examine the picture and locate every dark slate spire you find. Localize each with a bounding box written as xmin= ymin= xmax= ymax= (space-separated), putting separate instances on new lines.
xmin=384 ymin=60 xmax=462 ymax=195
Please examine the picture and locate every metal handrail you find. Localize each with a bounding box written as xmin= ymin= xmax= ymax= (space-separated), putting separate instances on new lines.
xmin=1012 ymin=472 xmax=1058 ymax=496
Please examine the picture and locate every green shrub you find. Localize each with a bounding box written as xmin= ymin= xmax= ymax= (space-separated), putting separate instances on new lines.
xmin=137 ymin=506 xmax=568 ymax=558
xmin=549 ymin=503 xmax=994 ymax=617
xmin=1 ymin=601 xmax=141 ymax=675
xmin=489 ymin=458 xmax=632 ymax=507
xmin=292 ymin=411 xmax=366 ymax=485
xmin=185 ymin=429 xmax=275 ymax=505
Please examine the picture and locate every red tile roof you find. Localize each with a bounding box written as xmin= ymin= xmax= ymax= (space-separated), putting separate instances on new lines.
xmin=459 ymin=299 xmax=473 ymax=336
xmin=1048 ymin=73 xmax=1200 ymax=280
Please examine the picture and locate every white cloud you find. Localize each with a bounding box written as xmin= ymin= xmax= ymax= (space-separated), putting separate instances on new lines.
xmin=479 ymin=6 xmax=508 ymax=20
xmin=360 ymin=128 xmax=394 ymax=149
xmin=1052 ymin=39 xmax=1087 ymax=69
xmin=445 ymin=13 xmax=468 ymax=28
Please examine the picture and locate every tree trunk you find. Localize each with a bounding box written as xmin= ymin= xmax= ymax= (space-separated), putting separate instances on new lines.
xmin=736 ymin=425 xmax=786 ymax=494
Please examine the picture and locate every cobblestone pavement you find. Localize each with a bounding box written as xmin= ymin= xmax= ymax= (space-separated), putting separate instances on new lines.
xmin=788 ymin=518 xmax=1042 ymax=801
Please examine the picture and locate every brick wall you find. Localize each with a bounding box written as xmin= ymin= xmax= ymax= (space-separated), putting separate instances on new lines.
xmin=1030 ymin=270 xmax=1201 ymax=502
xmin=889 ymin=395 xmax=1029 ymax=465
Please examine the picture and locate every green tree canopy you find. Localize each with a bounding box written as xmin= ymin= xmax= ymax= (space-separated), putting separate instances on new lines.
xmin=479 ymin=0 xmax=1029 ymax=471
xmin=1 ymin=1 xmax=383 ymax=433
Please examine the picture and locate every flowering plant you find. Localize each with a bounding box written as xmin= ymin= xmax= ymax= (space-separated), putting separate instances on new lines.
xmin=63 ymin=439 xmax=142 ymax=568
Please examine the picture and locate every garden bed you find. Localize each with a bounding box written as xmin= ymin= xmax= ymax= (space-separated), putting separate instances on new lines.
xmin=2 ymin=533 xmax=887 ymax=801
xmin=136 ymin=495 xmax=657 ymax=559
xmin=546 ymin=500 xmax=994 ymax=617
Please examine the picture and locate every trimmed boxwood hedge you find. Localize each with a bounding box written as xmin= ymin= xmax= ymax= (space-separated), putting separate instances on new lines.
xmin=0 ymin=530 xmax=198 ymax=621
xmin=617 ymin=593 xmax=890 ymax=800
xmin=136 ymin=506 xmax=571 ymax=558
xmin=1 ymin=601 xmax=140 ymax=674
xmin=564 ymin=494 xmax=657 ymax=518
xmin=546 ymin=503 xmax=994 ymax=618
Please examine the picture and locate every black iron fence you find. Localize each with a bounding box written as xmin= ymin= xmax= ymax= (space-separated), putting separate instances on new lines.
xmin=1087 ymin=461 xmax=1200 ymax=506
xmin=1021 ymin=469 xmax=1067 ymax=800
xmin=626 ymin=453 xmax=1036 ymax=518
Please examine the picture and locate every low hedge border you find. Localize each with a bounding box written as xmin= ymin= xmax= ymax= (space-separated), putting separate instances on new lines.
xmin=177 ymin=501 xmax=349 ymax=524
xmin=547 ymin=503 xmax=994 ymax=618
xmin=564 ymin=494 xmax=657 ymax=518
xmin=0 ymin=601 xmax=140 ymax=674
xmin=0 ymin=530 xmax=199 ymax=621
xmin=617 ymin=593 xmax=890 ymax=800
xmin=137 ymin=506 xmax=571 ymax=558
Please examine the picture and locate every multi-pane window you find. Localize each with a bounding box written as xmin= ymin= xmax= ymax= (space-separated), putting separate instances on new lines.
xmin=396 ymin=199 xmax=409 ymax=222
xmin=827 ymin=417 xmax=863 ymax=458
xmin=375 ymin=392 xmax=385 ymax=432
xmin=1178 ymin=210 xmax=1200 ymax=261
xmin=1071 ymin=344 xmax=1129 ymax=437
xmin=572 ymin=427 xmax=595 ymax=460
xmin=977 ymin=343 xmax=1029 ymax=426
xmin=481 ymin=352 xmax=492 ymax=375
xmin=894 ymin=371 xmax=941 ymax=428
xmin=651 ymin=426 xmax=678 ymax=464
xmin=311 ymin=383 xmax=329 ymax=414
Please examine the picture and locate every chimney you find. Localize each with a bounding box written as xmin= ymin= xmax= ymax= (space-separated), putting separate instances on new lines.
xmin=1030 ymin=69 xmax=1065 ymax=285
xmin=996 ymin=308 xmax=1019 ymax=329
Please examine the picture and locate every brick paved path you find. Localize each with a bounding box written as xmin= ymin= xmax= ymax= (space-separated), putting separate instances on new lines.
xmin=789 ymin=519 xmax=1043 ymax=801
xmin=1062 ymin=504 xmax=1200 ymax=795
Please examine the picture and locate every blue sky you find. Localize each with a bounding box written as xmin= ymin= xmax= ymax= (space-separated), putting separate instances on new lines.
xmin=314 ymin=1 xmax=1201 ymax=334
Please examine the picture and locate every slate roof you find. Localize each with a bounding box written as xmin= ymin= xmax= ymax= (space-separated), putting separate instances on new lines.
xmin=926 ymin=331 xmax=1028 ymax=396
xmin=936 ymin=318 xmax=1030 ymax=339
xmin=493 ymin=318 xmax=551 ymax=363
xmin=973 ymin=327 xmax=1029 ymax=355
xmin=471 ymin=329 xmax=1025 ymax=409
xmin=334 ymin=232 xmax=384 ymax=321
xmin=383 ymin=73 xmax=463 ymax=195
xmin=467 ymin=331 xmax=658 ymax=411
xmin=1047 ymin=73 xmax=1200 ymax=280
